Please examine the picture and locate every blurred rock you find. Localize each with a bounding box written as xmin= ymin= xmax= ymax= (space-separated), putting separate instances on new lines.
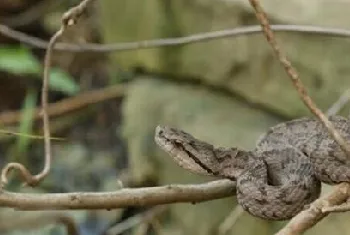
xmin=100 ymin=0 xmax=350 ymax=117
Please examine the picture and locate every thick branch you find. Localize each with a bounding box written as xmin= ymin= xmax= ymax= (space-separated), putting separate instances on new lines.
xmin=276 ymin=183 xmax=350 ymax=235
xmin=0 ymin=180 xmax=235 ymax=210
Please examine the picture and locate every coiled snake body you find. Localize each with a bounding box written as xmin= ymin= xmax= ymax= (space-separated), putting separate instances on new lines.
xmin=154 ymin=116 xmax=350 ymax=220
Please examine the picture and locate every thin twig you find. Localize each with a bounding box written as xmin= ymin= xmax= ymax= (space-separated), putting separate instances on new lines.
xmin=0 ymin=180 xmax=235 ymax=210
xmin=134 ymin=223 xmax=149 ymax=235
xmin=326 ymin=89 xmax=350 ymax=117
xmin=0 ymin=130 xmax=64 ymax=141
xmin=106 ymin=206 xmax=167 ymax=235
xmin=0 ymin=84 xmax=126 ymax=126
xmin=247 ymin=1 xmax=350 ymax=234
xmin=248 ymin=0 xmax=350 ymax=157
xmin=0 ymin=0 xmax=96 ymax=187
xmin=321 ymin=199 xmax=350 ymax=213
xmin=149 ymin=218 xmax=163 ymax=235
xmin=218 ymin=206 xmax=244 ymax=235
xmin=2 ymin=24 xmax=350 ymax=52
xmin=37 ymin=28 xmax=63 ymax=185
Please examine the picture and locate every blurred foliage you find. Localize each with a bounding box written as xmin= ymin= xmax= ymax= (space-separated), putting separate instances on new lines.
xmin=15 ymin=88 xmax=36 ymax=159
xmin=0 ymin=47 xmax=79 ymax=95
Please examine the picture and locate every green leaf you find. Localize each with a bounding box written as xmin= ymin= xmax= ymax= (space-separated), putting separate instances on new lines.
xmin=0 ymin=47 xmax=41 ymax=75
xmin=48 ymin=68 xmax=80 ymax=95
xmin=16 ymin=88 xmax=37 ymax=157
xmin=0 ymin=46 xmax=80 ymax=95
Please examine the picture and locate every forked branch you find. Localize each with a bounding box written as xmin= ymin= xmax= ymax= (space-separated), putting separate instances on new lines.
xmin=0 ymin=0 xmax=96 ymax=187
xmin=247 ymin=0 xmax=350 ymax=234
xmin=248 ymin=0 xmax=350 ymax=157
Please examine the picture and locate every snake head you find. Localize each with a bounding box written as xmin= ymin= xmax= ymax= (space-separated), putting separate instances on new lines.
xmin=155 ymin=126 xmax=245 ymax=179
xmin=155 ymin=125 xmax=214 ymax=176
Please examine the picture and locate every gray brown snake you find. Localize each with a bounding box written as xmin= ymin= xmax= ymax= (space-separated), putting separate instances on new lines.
xmin=154 ymin=116 xmax=350 ymax=220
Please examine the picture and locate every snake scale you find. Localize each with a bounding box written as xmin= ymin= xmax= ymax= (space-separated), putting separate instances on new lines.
xmin=154 ymin=115 xmax=350 ymax=220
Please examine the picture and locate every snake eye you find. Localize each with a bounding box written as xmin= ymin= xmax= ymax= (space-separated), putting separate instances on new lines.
xmin=301 ymin=150 xmax=309 ymax=157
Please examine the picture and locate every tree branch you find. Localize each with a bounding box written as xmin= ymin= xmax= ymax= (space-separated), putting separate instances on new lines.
xmin=106 ymin=206 xmax=167 ymax=235
xmin=2 ymin=24 xmax=350 ymax=52
xmin=248 ymin=0 xmax=350 ymax=157
xmin=0 ymin=0 xmax=97 ymax=187
xmin=276 ymin=183 xmax=350 ymax=235
xmin=0 ymin=84 xmax=126 ymax=126
xmin=0 ymin=180 xmax=235 ymax=210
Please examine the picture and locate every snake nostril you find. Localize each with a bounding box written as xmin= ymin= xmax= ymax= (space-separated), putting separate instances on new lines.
xmin=156 ymin=127 xmax=164 ymax=137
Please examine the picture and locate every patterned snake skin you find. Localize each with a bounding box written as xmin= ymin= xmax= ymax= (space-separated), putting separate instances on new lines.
xmin=154 ymin=116 xmax=350 ymax=220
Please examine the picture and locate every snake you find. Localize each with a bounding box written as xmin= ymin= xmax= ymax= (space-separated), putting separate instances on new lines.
xmin=154 ymin=115 xmax=350 ymax=220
